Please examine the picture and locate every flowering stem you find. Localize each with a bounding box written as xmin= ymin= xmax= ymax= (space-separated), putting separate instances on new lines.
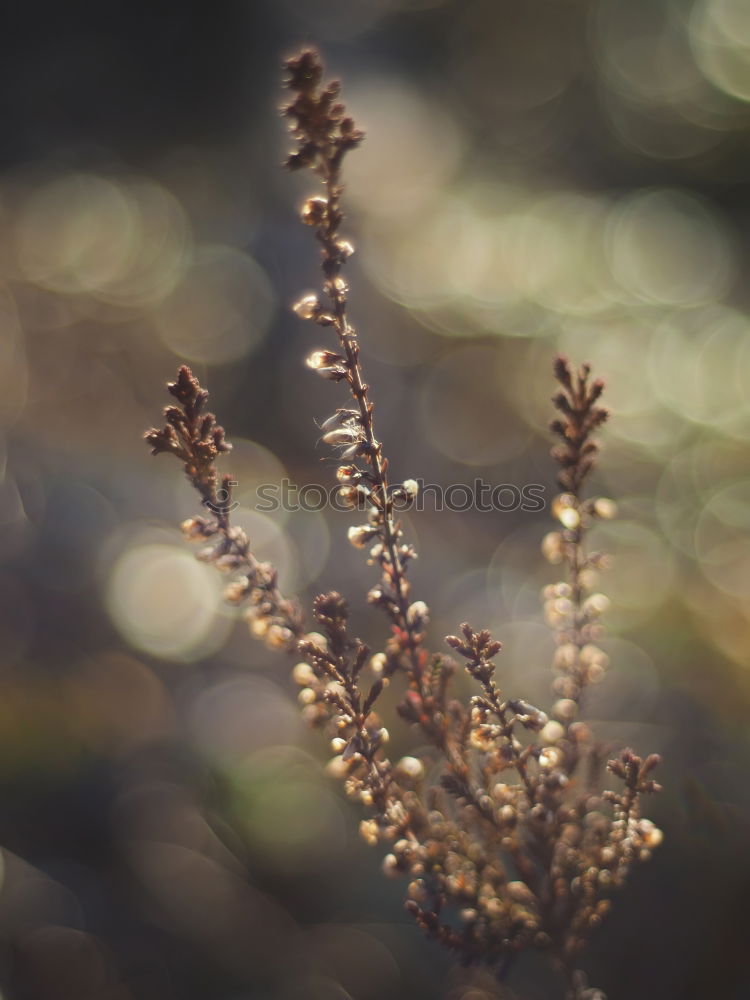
xmin=321 ymin=175 xmax=423 ymax=683
xmin=284 ymin=48 xmax=426 ymax=685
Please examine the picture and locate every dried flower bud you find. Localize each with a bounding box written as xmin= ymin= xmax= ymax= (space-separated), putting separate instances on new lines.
xmin=382 ymin=853 xmax=399 ymax=877
xmin=301 ymin=196 xmax=327 ymax=226
xmin=552 ymin=493 xmax=577 ymax=522
xmin=407 ymin=879 xmax=427 ymax=904
xmin=303 ymin=631 xmax=328 ymax=652
xmin=306 ymin=350 xmax=347 ymax=380
xmin=326 ymin=756 xmax=349 ymax=779
xmin=579 ymin=644 xmax=608 ymax=666
xmin=509 ymin=699 xmax=548 ymax=731
xmin=552 ymin=698 xmax=578 ymax=722
xmin=639 ymin=819 xmax=664 ymax=848
xmin=359 ymin=819 xmax=379 ymax=846
xmin=506 ymin=881 xmax=536 ymax=906
xmin=538 ymin=746 xmax=563 ymax=769
xmin=542 ymin=531 xmax=564 ymax=564
xmin=492 ymin=783 xmax=513 ymax=804
xmin=540 ymin=720 xmax=565 ymax=744
xmin=322 ymin=427 xmax=360 ymax=446
xmin=293 ymin=294 xmax=320 ymax=320
xmin=336 ymin=465 xmax=360 ymax=483
xmin=593 ymin=497 xmax=617 ymax=519
xmin=298 ymin=687 xmax=316 ymax=705
xmin=248 ymin=615 xmax=270 ymax=639
xmin=406 ymin=601 xmax=429 ymax=626
xmin=181 ymin=517 xmax=214 ymax=541
xmin=470 ymin=729 xmax=494 ymax=751
xmin=337 ymin=485 xmax=360 ymax=509
xmin=348 ymin=524 xmax=377 ymax=548
xmin=292 ymin=662 xmax=316 ymax=686
xmin=337 ymin=239 xmax=355 ymax=258
xmin=499 ymin=804 xmax=516 ymax=823
xmin=314 ymin=312 xmax=337 ymax=326
xmin=265 ymin=624 xmax=292 ymax=649
xmin=395 ymin=756 xmax=425 ymax=781
xmin=223 ymin=578 xmax=250 ymax=604
xmin=559 ymin=507 xmax=580 ymax=530
xmin=582 ymin=593 xmax=610 ymax=616
xmin=369 ymin=652 xmax=386 ymax=674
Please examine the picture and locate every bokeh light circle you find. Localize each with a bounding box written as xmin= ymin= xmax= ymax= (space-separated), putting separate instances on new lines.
xmin=106 ymin=542 xmax=229 ymax=661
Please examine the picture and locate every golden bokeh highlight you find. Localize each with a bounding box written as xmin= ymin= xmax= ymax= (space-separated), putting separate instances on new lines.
xmin=15 ymin=173 xmax=191 ymax=305
xmin=106 ymin=542 xmax=229 ymax=661
xmin=605 ymin=188 xmax=735 ymax=306
xmin=153 ymin=244 xmax=275 ymax=364
xmin=691 ymin=0 xmax=750 ymax=102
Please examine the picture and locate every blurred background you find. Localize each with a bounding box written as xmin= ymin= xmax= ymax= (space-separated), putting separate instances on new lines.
xmin=0 ymin=1 xmax=748 ymax=997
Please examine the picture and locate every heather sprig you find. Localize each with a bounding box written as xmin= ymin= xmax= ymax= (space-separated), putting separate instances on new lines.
xmin=144 ymin=365 xmax=305 ymax=651
xmin=143 ymin=48 xmax=663 ymax=1000
xmin=542 ymin=357 xmax=618 ymax=720
xmin=283 ymin=48 xmax=429 ymax=689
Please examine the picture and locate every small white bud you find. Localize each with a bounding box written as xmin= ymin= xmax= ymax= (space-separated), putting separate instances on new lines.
xmin=382 ymin=853 xmax=399 ymax=877
xmin=559 ymin=507 xmax=580 ymax=530
xmin=326 ymin=756 xmax=349 ymax=779
xmin=593 ymin=497 xmax=617 ymax=519
xmin=541 ymin=531 xmax=564 ymax=564
xmin=395 ymin=756 xmax=424 ymax=781
xmin=583 ymin=593 xmax=610 ymax=616
xmin=348 ymin=524 xmax=376 ymax=548
xmin=292 ymin=662 xmax=316 ymax=686
xmin=540 ymin=720 xmax=565 ymax=744
xmin=369 ymin=652 xmax=386 ymax=674
xmin=552 ymin=493 xmax=577 ymax=521
xmin=406 ymin=601 xmax=429 ymax=626
xmin=298 ymin=687 xmax=316 ymax=705
xmin=538 ymin=746 xmax=563 ymax=770
xmin=552 ymin=698 xmax=578 ymax=722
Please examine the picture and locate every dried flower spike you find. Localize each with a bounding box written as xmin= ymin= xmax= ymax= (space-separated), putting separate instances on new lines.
xmin=283 ymin=46 xmax=429 ymax=688
xmin=145 ymin=365 xmax=304 ymax=651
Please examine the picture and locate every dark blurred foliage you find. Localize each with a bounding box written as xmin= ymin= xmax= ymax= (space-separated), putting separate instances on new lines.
xmin=0 ymin=1 xmax=749 ymax=998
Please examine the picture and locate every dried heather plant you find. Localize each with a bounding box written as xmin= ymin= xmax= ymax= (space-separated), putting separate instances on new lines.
xmin=143 ymin=47 xmax=662 ymax=1000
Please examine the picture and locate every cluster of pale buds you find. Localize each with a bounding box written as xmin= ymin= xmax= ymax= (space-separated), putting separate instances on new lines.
xmin=182 ymin=520 xmax=246 ymax=569
xmin=542 ymin=493 xmax=616 ymax=566
xmin=180 ymin=515 xmax=219 ymax=541
xmin=543 ymin=583 xmax=611 ymax=631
